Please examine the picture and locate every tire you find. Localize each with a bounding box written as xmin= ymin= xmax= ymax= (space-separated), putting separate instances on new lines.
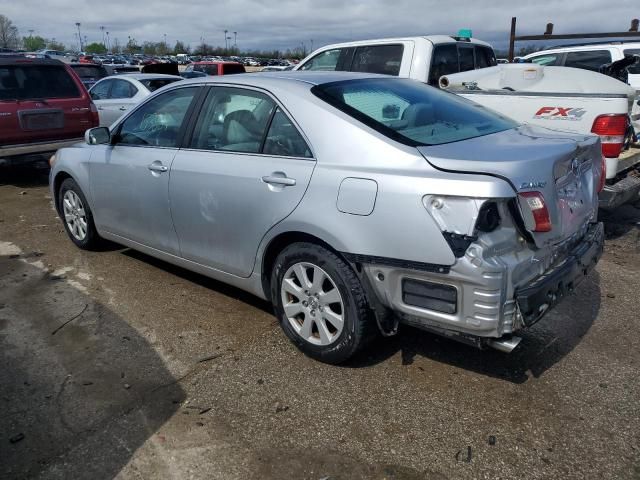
xmin=271 ymin=242 xmax=374 ymax=364
xmin=58 ymin=178 xmax=100 ymax=250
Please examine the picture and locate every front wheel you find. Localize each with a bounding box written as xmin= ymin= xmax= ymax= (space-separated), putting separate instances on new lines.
xmin=271 ymin=242 xmax=374 ymax=364
xmin=59 ymin=178 xmax=101 ymax=250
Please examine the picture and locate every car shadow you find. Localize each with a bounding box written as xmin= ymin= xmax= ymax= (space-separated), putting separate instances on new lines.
xmin=0 ymin=159 xmax=51 ymax=188
xmin=599 ymin=204 xmax=640 ymax=240
xmin=121 ymin=248 xmax=273 ymax=314
xmin=0 ymin=253 xmax=186 ymax=479
xmin=345 ymin=270 xmax=602 ymax=384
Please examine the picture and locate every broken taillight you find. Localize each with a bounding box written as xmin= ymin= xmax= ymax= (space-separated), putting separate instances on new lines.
xmin=591 ymin=114 xmax=628 ymax=158
xmin=519 ymin=191 xmax=552 ymax=232
xmin=598 ymin=155 xmax=607 ymax=192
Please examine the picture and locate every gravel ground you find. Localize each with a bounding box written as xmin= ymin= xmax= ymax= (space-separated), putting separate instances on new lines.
xmin=1 ymin=162 xmax=639 ymax=480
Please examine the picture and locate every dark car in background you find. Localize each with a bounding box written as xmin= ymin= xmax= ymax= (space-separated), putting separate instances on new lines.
xmin=69 ymin=63 xmax=109 ymax=89
xmin=184 ymin=61 xmax=246 ymax=76
xmin=0 ymin=58 xmax=98 ymax=164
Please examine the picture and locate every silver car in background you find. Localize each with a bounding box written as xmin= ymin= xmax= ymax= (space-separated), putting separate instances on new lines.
xmin=49 ymin=72 xmax=604 ymax=363
xmin=89 ymin=73 xmax=183 ymax=126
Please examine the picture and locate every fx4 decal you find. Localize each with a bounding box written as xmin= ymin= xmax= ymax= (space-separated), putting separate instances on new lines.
xmin=533 ymin=107 xmax=587 ymax=121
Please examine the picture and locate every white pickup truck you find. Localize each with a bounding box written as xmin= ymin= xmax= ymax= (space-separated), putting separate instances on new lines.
xmin=439 ymin=64 xmax=639 ymax=208
xmin=296 ymin=37 xmax=639 ymax=208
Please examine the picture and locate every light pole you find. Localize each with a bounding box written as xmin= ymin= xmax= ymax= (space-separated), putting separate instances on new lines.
xmin=100 ymin=26 xmax=105 ymax=46
xmin=75 ymin=22 xmax=82 ymax=51
xmin=233 ymin=31 xmax=237 ymax=49
xmin=106 ymin=32 xmax=110 ymax=52
xmin=224 ymin=29 xmax=228 ymax=50
xmin=164 ymin=33 xmax=167 ymax=54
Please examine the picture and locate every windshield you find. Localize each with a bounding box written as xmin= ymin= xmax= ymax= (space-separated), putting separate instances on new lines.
xmin=71 ymin=66 xmax=107 ymax=78
xmin=140 ymin=78 xmax=182 ymax=92
xmin=311 ymin=77 xmax=517 ymax=146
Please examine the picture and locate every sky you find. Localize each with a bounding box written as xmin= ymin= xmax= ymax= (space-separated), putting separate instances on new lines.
xmin=2 ymin=0 xmax=639 ymax=53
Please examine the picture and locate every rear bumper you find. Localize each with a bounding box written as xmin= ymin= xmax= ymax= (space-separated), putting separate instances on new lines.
xmin=515 ymin=222 xmax=604 ymax=326
xmin=0 ymin=138 xmax=83 ymax=159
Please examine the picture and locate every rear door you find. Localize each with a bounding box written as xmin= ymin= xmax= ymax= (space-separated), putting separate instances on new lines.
xmin=96 ymin=79 xmax=139 ymax=126
xmin=0 ymin=62 xmax=92 ymax=145
xmin=169 ymin=86 xmax=316 ymax=277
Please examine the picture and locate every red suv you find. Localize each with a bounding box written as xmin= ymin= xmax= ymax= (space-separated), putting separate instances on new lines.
xmin=0 ymin=57 xmax=99 ymax=163
xmin=184 ymin=61 xmax=246 ymax=76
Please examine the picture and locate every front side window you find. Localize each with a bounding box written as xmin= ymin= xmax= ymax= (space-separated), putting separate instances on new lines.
xmin=90 ymin=80 xmax=111 ymax=100
xmin=428 ymin=44 xmax=459 ymax=86
xmin=312 ymin=78 xmax=517 ymax=147
xmin=190 ymin=87 xmax=275 ymax=153
xmin=351 ymin=44 xmax=403 ymax=76
xmin=299 ymin=49 xmax=341 ymax=71
xmin=529 ymin=54 xmax=561 ymax=66
xmin=116 ymin=87 xmax=198 ymax=147
xmin=564 ymin=50 xmax=612 ymax=71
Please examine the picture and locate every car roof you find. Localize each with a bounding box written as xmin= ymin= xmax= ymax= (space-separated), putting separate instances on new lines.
xmin=0 ymin=57 xmax=67 ymax=66
xmin=305 ymin=35 xmax=492 ymax=50
xmin=104 ymin=73 xmax=182 ymax=80
xmin=178 ymin=70 xmax=393 ymax=89
xmin=193 ymin=61 xmax=242 ymax=65
xmin=524 ymin=42 xmax=640 ymax=57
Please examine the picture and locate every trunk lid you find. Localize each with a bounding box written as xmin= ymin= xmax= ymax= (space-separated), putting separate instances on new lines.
xmin=417 ymin=124 xmax=601 ymax=247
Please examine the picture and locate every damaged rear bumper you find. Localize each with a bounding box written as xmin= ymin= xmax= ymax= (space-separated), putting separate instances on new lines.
xmin=515 ymin=221 xmax=604 ymax=326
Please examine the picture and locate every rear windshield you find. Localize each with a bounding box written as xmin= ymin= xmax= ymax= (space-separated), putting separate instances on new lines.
xmin=71 ymin=65 xmax=107 ymax=78
xmin=139 ymin=78 xmax=182 ymax=92
xmin=222 ymin=63 xmax=245 ymax=75
xmin=195 ymin=65 xmax=219 ymax=75
xmin=312 ymin=78 xmax=517 ymax=146
xmin=0 ymin=65 xmax=80 ymax=100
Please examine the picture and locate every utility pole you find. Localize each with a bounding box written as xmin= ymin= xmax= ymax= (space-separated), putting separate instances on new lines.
xmin=106 ymin=31 xmax=110 ymax=52
xmin=75 ymin=22 xmax=83 ymax=51
xmin=100 ymin=26 xmax=105 ymax=46
xmin=224 ymin=29 xmax=228 ymax=50
xmin=233 ymin=31 xmax=237 ymax=49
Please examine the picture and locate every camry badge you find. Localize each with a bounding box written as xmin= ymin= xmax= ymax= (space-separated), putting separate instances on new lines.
xmin=520 ymin=181 xmax=547 ymax=190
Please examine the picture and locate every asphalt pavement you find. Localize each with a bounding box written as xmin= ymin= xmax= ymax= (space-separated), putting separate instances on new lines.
xmin=1 ymin=161 xmax=639 ymax=479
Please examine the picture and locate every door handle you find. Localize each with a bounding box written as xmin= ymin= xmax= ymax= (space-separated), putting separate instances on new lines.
xmin=97 ymin=106 xmax=104 ymax=110
xmin=119 ymin=106 xmax=128 ymax=111
xmin=262 ymin=175 xmax=296 ymax=186
xmin=148 ymin=163 xmax=168 ymax=173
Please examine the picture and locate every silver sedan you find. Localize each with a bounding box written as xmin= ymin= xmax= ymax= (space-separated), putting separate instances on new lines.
xmin=50 ymin=72 xmax=604 ymax=363
xmin=89 ymin=73 xmax=183 ymax=126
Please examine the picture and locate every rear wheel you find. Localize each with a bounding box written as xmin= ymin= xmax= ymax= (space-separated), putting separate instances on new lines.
xmin=59 ymin=178 xmax=100 ymax=250
xmin=271 ymin=242 xmax=374 ymax=364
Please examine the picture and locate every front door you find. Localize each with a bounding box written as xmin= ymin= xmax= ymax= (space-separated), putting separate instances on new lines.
xmin=170 ymin=86 xmax=316 ymax=277
xmin=90 ymin=85 xmax=201 ymax=255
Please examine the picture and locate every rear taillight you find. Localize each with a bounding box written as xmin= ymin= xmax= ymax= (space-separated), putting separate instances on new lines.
xmin=89 ymin=101 xmax=99 ymax=127
xmin=598 ymin=155 xmax=607 ymax=192
xmin=519 ymin=192 xmax=552 ymax=232
xmin=591 ymin=114 xmax=628 ymax=158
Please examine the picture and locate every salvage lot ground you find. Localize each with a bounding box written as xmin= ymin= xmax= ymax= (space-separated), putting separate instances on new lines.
xmin=1 ymin=161 xmax=639 ymax=480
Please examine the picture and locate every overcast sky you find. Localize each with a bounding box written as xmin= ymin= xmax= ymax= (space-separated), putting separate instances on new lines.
xmin=3 ymin=0 xmax=639 ymax=53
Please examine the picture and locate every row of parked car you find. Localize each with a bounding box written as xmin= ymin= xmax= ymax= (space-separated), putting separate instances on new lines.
xmin=2 ymin=33 xmax=639 ymax=363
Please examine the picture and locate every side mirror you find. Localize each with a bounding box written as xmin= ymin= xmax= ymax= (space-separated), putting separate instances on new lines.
xmin=85 ymin=127 xmax=110 ymax=145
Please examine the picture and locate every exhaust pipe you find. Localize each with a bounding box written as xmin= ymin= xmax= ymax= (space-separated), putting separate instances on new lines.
xmin=487 ymin=336 xmax=522 ymax=353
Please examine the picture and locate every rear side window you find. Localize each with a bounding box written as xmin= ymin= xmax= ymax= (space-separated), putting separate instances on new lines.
xmin=0 ymin=65 xmax=80 ymax=100
xmin=110 ymin=79 xmax=137 ymax=99
xmin=623 ymin=48 xmax=640 ymax=74
xmin=351 ymin=44 xmax=403 ymax=76
xmin=564 ymin=50 xmax=612 ymax=71
xmin=222 ymin=64 xmax=246 ymax=75
xmin=475 ymin=46 xmax=497 ymax=68
xmin=140 ymin=78 xmax=181 ymax=92
xmin=312 ymin=77 xmax=517 ymax=147
xmin=528 ymin=53 xmax=562 ymax=66
xmin=263 ymin=108 xmax=312 ymax=158
xmin=458 ymin=46 xmax=475 ymax=72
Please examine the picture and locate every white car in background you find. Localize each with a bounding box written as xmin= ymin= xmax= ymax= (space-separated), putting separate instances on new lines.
xmin=89 ymin=74 xmax=183 ymax=126
xmin=523 ymin=42 xmax=640 ymax=90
